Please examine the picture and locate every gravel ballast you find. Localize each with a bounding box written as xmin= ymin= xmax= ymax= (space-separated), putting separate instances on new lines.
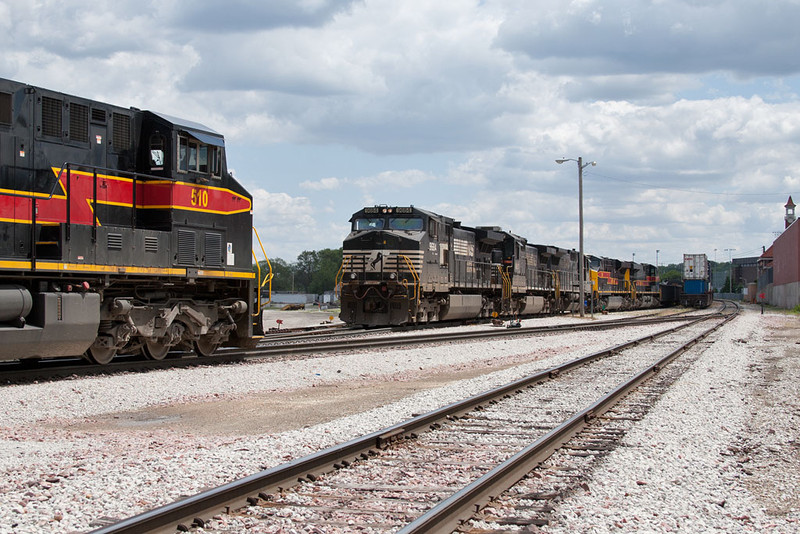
xmin=1 ymin=307 xmax=798 ymax=533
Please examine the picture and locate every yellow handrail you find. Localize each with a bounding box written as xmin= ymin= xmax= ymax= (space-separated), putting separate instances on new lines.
xmin=552 ymin=270 xmax=561 ymax=301
xmin=624 ymin=269 xmax=636 ymax=300
xmin=335 ymin=255 xmax=353 ymax=297
xmin=251 ymin=227 xmax=273 ymax=317
xmin=398 ymin=254 xmax=420 ymax=305
xmin=498 ymin=265 xmax=512 ymax=301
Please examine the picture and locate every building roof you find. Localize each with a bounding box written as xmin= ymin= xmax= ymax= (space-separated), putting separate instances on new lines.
xmin=786 ymin=195 xmax=796 ymax=209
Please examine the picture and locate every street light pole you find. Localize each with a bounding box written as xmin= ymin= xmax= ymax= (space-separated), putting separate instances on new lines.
xmin=656 ymin=249 xmax=660 ymax=281
xmin=724 ymin=248 xmax=736 ymax=293
xmin=714 ymin=248 xmax=718 ymax=289
xmin=556 ymin=156 xmax=596 ymax=318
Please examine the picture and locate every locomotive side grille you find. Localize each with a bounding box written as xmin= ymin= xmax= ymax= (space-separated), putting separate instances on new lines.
xmin=178 ymin=230 xmax=196 ymax=265
xmin=69 ymin=103 xmax=89 ymax=143
xmin=112 ymin=112 xmax=131 ymax=150
xmin=91 ymin=108 xmax=106 ymax=123
xmin=107 ymin=233 xmax=123 ymax=250
xmin=204 ymin=233 xmax=223 ymax=267
xmin=0 ymin=92 xmax=10 ymax=125
xmin=453 ymin=238 xmax=474 ymax=257
xmin=42 ymin=96 xmax=62 ymax=138
xmin=144 ymin=236 xmax=159 ymax=253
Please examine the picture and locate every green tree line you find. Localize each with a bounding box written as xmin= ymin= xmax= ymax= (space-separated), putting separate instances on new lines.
xmin=254 ymin=248 xmax=343 ymax=295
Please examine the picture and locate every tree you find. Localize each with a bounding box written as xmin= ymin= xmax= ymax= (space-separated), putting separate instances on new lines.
xmin=308 ymin=248 xmax=343 ymax=295
xmin=661 ymin=268 xmax=683 ymax=283
xmin=268 ymin=258 xmax=295 ymax=292
xmin=255 ymin=248 xmax=344 ymax=295
xmin=292 ymin=248 xmax=343 ymax=295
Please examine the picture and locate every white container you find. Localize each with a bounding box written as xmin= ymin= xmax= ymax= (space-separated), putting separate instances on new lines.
xmin=683 ymin=253 xmax=708 ymax=280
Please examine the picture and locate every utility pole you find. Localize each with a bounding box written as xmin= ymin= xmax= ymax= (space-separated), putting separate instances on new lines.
xmin=724 ymin=248 xmax=736 ymax=293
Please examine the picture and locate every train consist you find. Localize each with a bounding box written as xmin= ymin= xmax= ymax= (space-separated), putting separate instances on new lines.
xmin=0 ymin=78 xmax=267 ymax=363
xmin=338 ymin=206 xmax=663 ymax=326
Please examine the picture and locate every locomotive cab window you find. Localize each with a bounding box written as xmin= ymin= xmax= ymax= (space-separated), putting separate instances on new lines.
xmin=178 ymin=134 xmax=222 ymax=178
xmin=388 ymin=217 xmax=423 ymax=231
xmin=354 ymin=218 xmax=385 ymax=230
xmin=149 ymin=133 xmax=165 ymax=171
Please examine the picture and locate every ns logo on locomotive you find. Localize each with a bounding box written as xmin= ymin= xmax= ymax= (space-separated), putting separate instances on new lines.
xmin=0 ymin=79 xmax=271 ymax=364
xmin=337 ymin=205 xmax=666 ymax=327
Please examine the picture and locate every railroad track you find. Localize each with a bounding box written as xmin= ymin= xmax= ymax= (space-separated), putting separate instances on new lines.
xmin=1 ymin=307 xmax=719 ymax=384
xmin=90 ymin=303 xmax=737 ymax=533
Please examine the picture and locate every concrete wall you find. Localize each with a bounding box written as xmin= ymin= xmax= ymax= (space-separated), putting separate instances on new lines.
xmin=265 ymin=292 xmax=315 ymax=305
xmin=771 ymin=281 xmax=800 ymax=309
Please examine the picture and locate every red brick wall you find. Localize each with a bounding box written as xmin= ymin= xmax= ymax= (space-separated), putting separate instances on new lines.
xmin=774 ymin=220 xmax=800 ymax=285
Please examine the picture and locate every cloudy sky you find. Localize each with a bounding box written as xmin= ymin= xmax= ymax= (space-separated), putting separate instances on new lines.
xmin=3 ymin=0 xmax=799 ymax=266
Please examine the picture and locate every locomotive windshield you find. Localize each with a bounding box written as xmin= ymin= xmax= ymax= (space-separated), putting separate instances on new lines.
xmin=388 ymin=217 xmax=423 ymax=231
xmin=354 ymin=218 xmax=385 ymax=230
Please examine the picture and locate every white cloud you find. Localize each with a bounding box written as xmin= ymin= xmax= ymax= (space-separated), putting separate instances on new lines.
xmin=2 ymin=0 xmax=799 ymax=265
xmin=300 ymin=177 xmax=342 ymax=190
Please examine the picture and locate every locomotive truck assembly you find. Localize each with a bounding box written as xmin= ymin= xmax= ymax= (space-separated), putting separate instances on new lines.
xmin=338 ymin=206 xmax=665 ymax=327
xmin=0 ymin=78 xmax=267 ymax=364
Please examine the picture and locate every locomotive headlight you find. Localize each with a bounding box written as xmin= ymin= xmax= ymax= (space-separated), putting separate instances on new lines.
xmin=350 ymin=273 xmax=357 ymax=279
xmin=389 ymin=272 xmax=397 ymax=280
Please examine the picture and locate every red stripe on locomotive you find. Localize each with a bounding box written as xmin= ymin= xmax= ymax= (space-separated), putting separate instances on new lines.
xmin=1 ymin=169 xmax=251 ymax=225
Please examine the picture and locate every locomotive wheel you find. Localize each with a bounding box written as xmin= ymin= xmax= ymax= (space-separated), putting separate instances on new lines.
xmin=87 ymin=346 xmax=117 ymax=365
xmin=193 ymin=335 xmax=220 ymax=357
xmin=142 ymin=340 xmax=170 ymax=360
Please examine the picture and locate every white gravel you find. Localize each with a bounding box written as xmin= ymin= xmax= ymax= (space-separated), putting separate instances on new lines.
xmin=542 ymin=310 xmax=800 ymax=533
xmin=1 ymin=307 xmax=797 ymax=533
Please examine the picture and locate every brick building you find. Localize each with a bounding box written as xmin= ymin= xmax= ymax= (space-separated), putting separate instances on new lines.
xmin=759 ymin=196 xmax=800 ymax=308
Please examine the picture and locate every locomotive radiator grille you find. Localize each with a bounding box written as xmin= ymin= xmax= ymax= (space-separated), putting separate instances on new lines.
xmin=42 ymin=96 xmax=62 ymax=138
xmin=69 ymin=103 xmax=89 ymax=143
xmin=205 ymin=233 xmax=223 ymax=267
xmin=178 ymin=230 xmax=196 ymax=265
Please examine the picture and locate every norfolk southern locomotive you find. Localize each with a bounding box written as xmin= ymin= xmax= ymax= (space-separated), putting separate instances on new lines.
xmin=338 ymin=206 xmax=661 ymax=326
xmin=0 ymin=78 xmax=265 ymax=363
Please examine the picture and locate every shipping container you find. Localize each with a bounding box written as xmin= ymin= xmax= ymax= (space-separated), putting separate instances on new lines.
xmin=683 ymin=253 xmax=709 ymax=280
xmin=683 ymin=279 xmax=709 ymax=295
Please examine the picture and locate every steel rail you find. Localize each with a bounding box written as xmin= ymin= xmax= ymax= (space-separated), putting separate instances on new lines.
xmin=398 ymin=303 xmax=739 ymax=534
xmin=246 ymin=312 xmax=722 ymax=356
xmin=2 ymin=312 xmax=713 ymax=384
xmin=89 ymin=312 xmax=726 ymax=534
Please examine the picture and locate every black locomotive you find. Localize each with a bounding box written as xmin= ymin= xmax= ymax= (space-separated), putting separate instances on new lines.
xmin=338 ymin=206 xmax=662 ymax=326
xmin=0 ymin=78 xmax=266 ymax=363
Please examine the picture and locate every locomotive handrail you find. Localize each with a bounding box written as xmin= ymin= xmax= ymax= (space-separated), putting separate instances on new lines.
xmin=552 ymin=270 xmax=561 ymax=301
xmin=56 ymin=160 xmax=172 ymax=184
xmin=252 ymin=227 xmax=273 ymax=313
xmin=334 ymin=255 xmax=353 ymax=297
xmin=397 ymin=254 xmax=420 ymax=305
xmin=52 ymin=161 xmax=187 ymax=243
xmin=498 ymin=265 xmax=511 ymax=301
